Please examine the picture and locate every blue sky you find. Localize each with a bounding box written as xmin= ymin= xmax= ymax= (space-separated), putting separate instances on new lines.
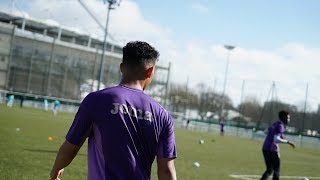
xmin=1 ymin=0 xmax=320 ymax=110
xmin=2 ymin=0 xmax=319 ymax=48
xmin=136 ymin=0 xmax=320 ymax=49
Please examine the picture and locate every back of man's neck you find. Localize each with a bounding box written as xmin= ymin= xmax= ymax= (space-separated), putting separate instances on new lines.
xmin=119 ymin=80 xmax=144 ymax=91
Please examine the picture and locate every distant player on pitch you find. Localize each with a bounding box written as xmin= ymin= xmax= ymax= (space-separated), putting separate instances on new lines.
xmin=260 ymin=110 xmax=295 ymax=180
xmin=51 ymin=41 xmax=177 ymax=180
xmin=44 ymin=99 xmax=49 ymax=111
xmin=52 ymin=99 xmax=60 ymax=115
xmin=220 ymin=119 xmax=225 ymax=136
xmin=7 ymin=94 xmax=14 ymax=107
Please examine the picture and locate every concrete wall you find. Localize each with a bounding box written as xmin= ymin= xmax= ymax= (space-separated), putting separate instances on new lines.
xmin=0 ymin=22 xmax=14 ymax=89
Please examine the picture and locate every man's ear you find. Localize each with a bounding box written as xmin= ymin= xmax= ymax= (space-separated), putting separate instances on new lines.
xmin=120 ymin=63 xmax=124 ymax=73
xmin=145 ymin=66 xmax=154 ymax=78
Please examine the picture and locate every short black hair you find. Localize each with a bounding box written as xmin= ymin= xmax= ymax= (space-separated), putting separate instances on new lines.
xmin=278 ymin=110 xmax=289 ymax=123
xmin=122 ymin=41 xmax=159 ymax=68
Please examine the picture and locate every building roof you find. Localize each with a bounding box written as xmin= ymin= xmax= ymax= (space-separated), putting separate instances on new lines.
xmin=0 ymin=11 xmax=122 ymax=53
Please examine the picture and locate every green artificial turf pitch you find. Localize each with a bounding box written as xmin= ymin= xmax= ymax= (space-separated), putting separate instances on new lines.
xmin=0 ymin=105 xmax=319 ymax=180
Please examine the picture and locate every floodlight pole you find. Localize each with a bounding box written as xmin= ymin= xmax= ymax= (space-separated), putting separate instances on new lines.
xmin=97 ymin=0 xmax=118 ymax=90
xmin=219 ymin=45 xmax=235 ymax=122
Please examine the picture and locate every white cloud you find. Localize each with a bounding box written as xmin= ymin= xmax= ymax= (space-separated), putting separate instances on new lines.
xmin=1 ymin=0 xmax=320 ymax=111
xmin=167 ymin=42 xmax=320 ymax=110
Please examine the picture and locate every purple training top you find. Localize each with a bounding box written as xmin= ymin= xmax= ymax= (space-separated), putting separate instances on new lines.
xmin=262 ymin=120 xmax=285 ymax=152
xmin=66 ymin=85 xmax=177 ymax=180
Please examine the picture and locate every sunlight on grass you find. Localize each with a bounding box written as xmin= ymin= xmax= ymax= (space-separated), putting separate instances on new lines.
xmin=1 ymin=105 xmax=319 ymax=180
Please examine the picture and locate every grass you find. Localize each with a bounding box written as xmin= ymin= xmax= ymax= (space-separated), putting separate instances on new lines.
xmin=0 ymin=104 xmax=319 ymax=180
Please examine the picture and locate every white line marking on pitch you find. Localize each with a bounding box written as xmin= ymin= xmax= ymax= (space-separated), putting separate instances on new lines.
xmin=229 ymin=174 xmax=320 ymax=179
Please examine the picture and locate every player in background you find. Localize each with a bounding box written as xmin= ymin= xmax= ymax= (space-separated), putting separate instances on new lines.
xmin=44 ymin=99 xmax=49 ymax=111
xmin=260 ymin=110 xmax=295 ymax=180
xmin=19 ymin=96 xmax=25 ymax=108
xmin=220 ymin=119 xmax=225 ymax=136
xmin=51 ymin=41 xmax=177 ymax=180
xmin=7 ymin=94 xmax=14 ymax=107
xmin=186 ymin=119 xmax=190 ymax=129
xmin=53 ymin=99 xmax=60 ymax=116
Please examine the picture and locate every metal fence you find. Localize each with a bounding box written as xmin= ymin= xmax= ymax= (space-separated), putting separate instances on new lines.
xmin=175 ymin=118 xmax=320 ymax=150
xmin=181 ymin=78 xmax=320 ymax=138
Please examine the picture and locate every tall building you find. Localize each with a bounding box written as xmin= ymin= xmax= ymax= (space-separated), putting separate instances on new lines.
xmin=0 ymin=11 xmax=170 ymax=104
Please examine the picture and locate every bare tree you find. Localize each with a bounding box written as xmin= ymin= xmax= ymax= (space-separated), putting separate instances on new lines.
xmin=168 ymin=83 xmax=197 ymax=114
xmin=197 ymin=83 xmax=232 ymax=121
xmin=238 ymin=96 xmax=262 ymax=123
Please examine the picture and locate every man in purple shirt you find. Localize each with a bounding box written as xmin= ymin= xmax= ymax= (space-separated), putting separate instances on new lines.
xmin=260 ymin=110 xmax=295 ymax=180
xmin=51 ymin=41 xmax=177 ymax=180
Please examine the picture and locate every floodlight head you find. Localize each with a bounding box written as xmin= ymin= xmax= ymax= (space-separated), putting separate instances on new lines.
xmin=224 ymin=45 xmax=235 ymax=51
xmin=104 ymin=0 xmax=121 ymax=7
xmin=108 ymin=0 xmax=118 ymax=4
